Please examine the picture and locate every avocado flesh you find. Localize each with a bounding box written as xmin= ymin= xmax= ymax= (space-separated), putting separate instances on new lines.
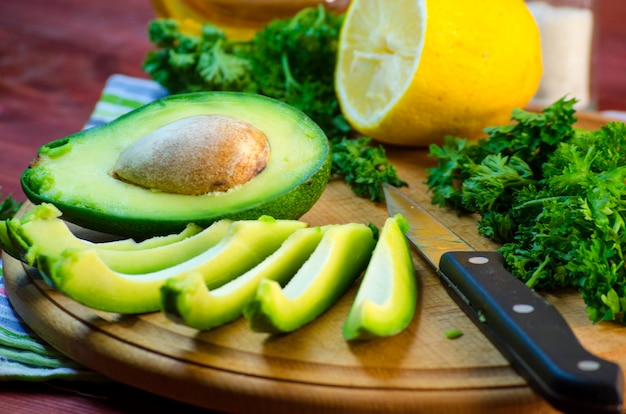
xmin=5 ymin=203 xmax=224 ymax=274
xmin=4 ymin=203 xmax=202 ymax=256
xmin=243 ymin=223 xmax=376 ymax=334
xmin=37 ymin=216 xmax=307 ymax=314
xmin=342 ymin=214 xmax=417 ymax=341
xmin=161 ymin=226 xmax=325 ymax=330
xmin=21 ymin=92 xmax=330 ymax=238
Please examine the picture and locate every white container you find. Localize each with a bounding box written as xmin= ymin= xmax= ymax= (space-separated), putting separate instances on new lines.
xmin=526 ymin=0 xmax=597 ymax=110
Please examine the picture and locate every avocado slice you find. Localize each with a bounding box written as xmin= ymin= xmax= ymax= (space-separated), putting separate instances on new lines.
xmin=161 ymin=226 xmax=325 ymax=330
xmin=243 ymin=223 xmax=376 ymax=334
xmin=1 ymin=203 xmax=202 ymax=263
xmin=5 ymin=203 xmax=205 ymax=262
xmin=21 ymin=92 xmax=330 ymax=238
xmin=342 ymin=214 xmax=417 ymax=341
xmin=37 ymin=216 xmax=307 ymax=314
xmin=5 ymin=203 xmax=216 ymax=273
xmin=0 ymin=220 xmax=18 ymax=259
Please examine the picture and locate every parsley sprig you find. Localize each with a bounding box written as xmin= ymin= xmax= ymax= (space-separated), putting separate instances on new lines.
xmin=426 ymin=97 xmax=626 ymax=324
xmin=0 ymin=193 xmax=21 ymax=221
xmin=330 ymin=137 xmax=406 ymax=201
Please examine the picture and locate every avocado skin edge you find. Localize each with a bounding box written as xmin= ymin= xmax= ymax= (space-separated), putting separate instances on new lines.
xmin=19 ymin=92 xmax=331 ymax=239
xmin=21 ymin=153 xmax=330 ymax=239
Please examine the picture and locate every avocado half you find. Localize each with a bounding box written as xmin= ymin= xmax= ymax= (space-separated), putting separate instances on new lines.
xmin=21 ymin=92 xmax=331 ymax=238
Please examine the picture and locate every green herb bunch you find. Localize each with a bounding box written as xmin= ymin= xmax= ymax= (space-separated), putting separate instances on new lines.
xmin=426 ymin=97 xmax=626 ymax=324
xmin=143 ymin=6 xmax=405 ymax=201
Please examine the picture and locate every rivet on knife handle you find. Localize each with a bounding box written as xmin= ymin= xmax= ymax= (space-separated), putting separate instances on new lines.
xmin=439 ymin=251 xmax=624 ymax=414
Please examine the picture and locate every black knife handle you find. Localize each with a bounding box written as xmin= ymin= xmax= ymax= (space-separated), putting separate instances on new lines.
xmin=439 ymin=251 xmax=624 ymax=414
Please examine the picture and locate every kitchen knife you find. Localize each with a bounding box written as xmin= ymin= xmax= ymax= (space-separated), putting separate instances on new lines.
xmin=383 ymin=183 xmax=624 ymax=414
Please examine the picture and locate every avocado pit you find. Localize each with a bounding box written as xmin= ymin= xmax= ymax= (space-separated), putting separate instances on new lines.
xmin=113 ymin=114 xmax=270 ymax=195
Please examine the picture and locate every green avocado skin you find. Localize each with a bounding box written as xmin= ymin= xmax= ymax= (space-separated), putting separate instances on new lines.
xmin=0 ymin=221 xmax=19 ymax=259
xmin=20 ymin=92 xmax=330 ymax=239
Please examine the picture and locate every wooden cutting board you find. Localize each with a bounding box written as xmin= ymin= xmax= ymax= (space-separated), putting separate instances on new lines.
xmin=4 ymin=112 xmax=625 ymax=414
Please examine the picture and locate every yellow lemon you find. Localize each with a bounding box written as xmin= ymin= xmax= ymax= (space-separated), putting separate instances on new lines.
xmin=335 ymin=0 xmax=543 ymax=146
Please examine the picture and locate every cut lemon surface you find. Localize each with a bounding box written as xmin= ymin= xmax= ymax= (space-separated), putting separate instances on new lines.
xmin=335 ymin=0 xmax=543 ymax=146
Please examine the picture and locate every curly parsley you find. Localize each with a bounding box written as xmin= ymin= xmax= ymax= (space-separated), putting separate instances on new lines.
xmin=426 ymin=97 xmax=626 ymax=324
xmin=330 ymin=137 xmax=407 ymax=201
xmin=0 ymin=193 xmax=20 ymax=221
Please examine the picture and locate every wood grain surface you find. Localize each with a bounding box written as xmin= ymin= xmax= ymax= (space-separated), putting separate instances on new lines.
xmin=4 ymin=113 xmax=625 ymax=414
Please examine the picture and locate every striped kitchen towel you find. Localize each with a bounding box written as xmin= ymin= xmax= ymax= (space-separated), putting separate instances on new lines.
xmin=0 ymin=262 xmax=100 ymax=381
xmin=0 ymin=74 xmax=168 ymax=381
xmin=84 ymin=74 xmax=168 ymax=129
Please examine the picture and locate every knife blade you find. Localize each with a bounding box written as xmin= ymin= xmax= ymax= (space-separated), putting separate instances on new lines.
xmin=383 ymin=183 xmax=624 ymax=414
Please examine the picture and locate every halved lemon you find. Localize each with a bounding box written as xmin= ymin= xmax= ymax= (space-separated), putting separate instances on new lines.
xmin=335 ymin=0 xmax=543 ymax=146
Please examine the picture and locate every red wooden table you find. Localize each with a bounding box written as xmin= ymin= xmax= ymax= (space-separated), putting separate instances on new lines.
xmin=0 ymin=1 xmax=625 ymax=412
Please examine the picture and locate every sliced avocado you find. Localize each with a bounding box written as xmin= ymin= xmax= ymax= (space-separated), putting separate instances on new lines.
xmin=243 ymin=223 xmax=376 ymax=334
xmin=342 ymin=214 xmax=417 ymax=341
xmin=6 ymin=203 xmax=218 ymax=273
xmin=37 ymin=216 xmax=306 ymax=314
xmin=161 ymin=226 xmax=325 ymax=330
xmin=21 ymin=92 xmax=330 ymax=238
xmin=12 ymin=204 xmax=202 ymax=253
xmin=0 ymin=220 xmax=19 ymax=259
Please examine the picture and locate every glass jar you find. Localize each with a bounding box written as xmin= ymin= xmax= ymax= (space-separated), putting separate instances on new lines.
xmin=525 ymin=0 xmax=597 ymax=110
